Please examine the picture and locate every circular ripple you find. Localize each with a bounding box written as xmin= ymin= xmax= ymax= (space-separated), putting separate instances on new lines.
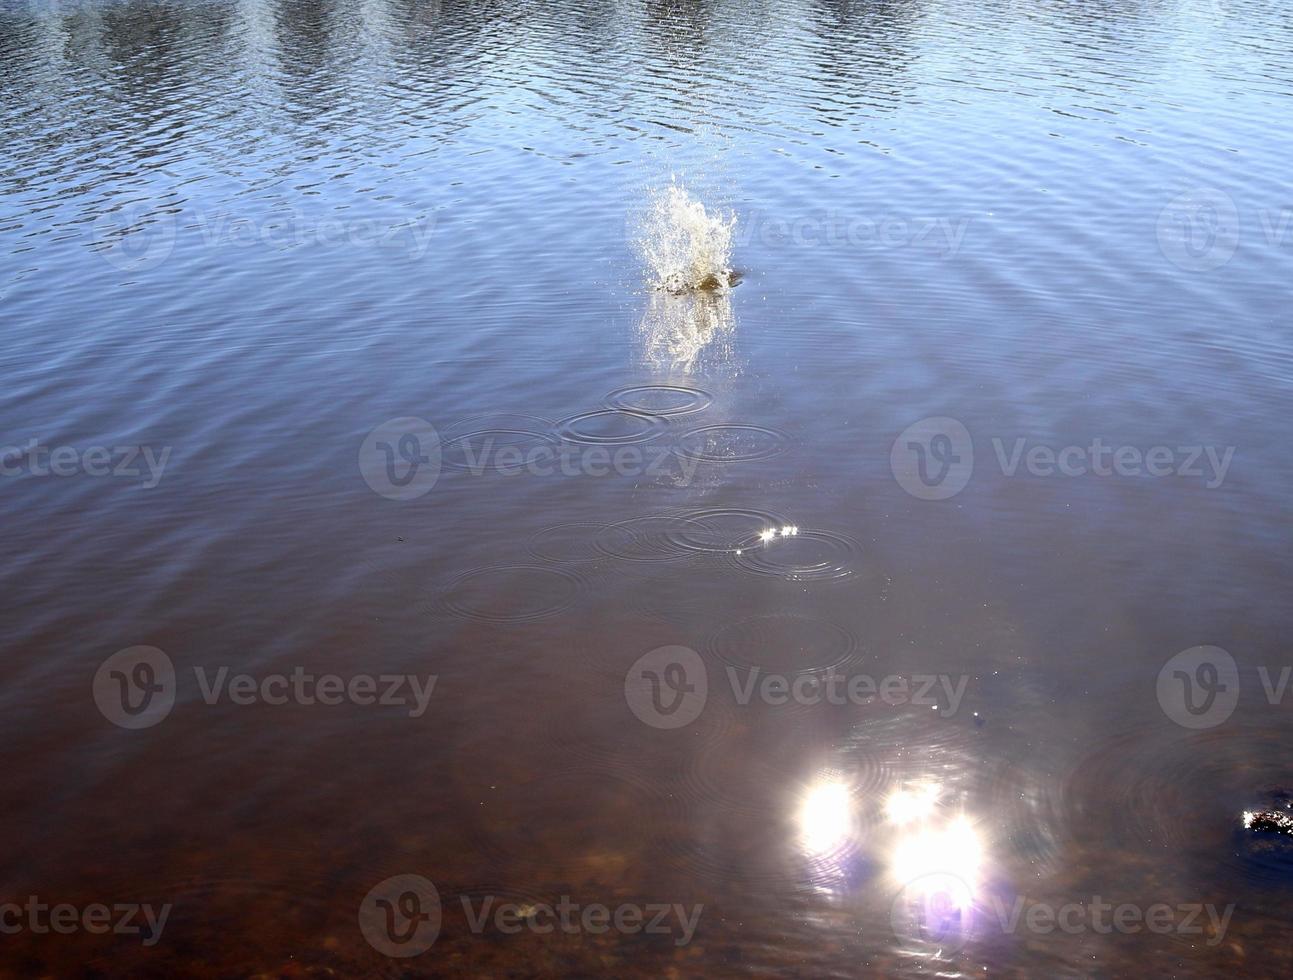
xmin=441 ymin=413 xmax=561 ymax=472
xmin=667 ymin=506 xmax=791 ymax=555
xmin=605 ymin=384 xmax=713 ymax=417
xmin=526 ymin=522 xmax=610 ymax=564
xmin=441 ymin=565 xmax=582 ymax=623
xmin=707 ymin=614 xmax=858 ymax=674
xmin=595 ymin=515 xmax=711 ymax=563
xmin=555 ymin=409 xmax=668 ymax=445
xmin=731 ymin=528 xmax=862 ymax=581
xmin=664 ymin=727 xmax=886 ymax=888
xmin=1063 ymin=723 xmax=1293 ymax=889
xmin=676 ymin=423 xmax=790 ymax=462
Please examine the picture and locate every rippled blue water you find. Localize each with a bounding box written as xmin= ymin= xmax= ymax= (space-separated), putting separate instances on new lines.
xmin=3 ymin=0 xmax=1293 ymax=975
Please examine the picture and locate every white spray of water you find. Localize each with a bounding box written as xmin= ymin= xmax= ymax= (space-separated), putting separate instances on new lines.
xmin=638 ymin=288 xmax=735 ymax=372
xmin=637 ymin=183 xmax=737 ymax=293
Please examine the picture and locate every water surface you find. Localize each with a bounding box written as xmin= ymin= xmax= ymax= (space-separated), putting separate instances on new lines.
xmin=3 ymin=0 xmax=1293 ymax=975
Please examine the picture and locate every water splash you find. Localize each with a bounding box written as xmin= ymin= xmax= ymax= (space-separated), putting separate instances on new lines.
xmin=638 ymin=288 xmax=735 ymax=371
xmin=638 ymin=182 xmax=737 ymax=293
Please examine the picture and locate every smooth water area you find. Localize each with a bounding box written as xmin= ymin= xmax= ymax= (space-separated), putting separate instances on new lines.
xmin=3 ymin=0 xmax=1293 ymax=975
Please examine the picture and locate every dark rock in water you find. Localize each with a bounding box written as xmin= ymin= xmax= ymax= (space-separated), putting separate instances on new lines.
xmin=1245 ymin=810 xmax=1293 ymax=834
xmin=1243 ymin=789 xmax=1293 ymax=835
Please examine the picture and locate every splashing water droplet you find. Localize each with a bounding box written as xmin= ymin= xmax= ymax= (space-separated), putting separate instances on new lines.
xmin=638 ymin=183 xmax=737 ymax=293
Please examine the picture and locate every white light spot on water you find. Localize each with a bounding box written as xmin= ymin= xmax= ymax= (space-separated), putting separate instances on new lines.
xmin=892 ymin=815 xmax=984 ymax=896
xmin=798 ymin=780 xmax=853 ymax=856
xmin=885 ymin=783 xmax=942 ymax=826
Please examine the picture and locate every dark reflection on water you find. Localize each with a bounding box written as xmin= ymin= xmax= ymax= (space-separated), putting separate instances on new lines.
xmin=3 ymin=0 xmax=1293 ymax=974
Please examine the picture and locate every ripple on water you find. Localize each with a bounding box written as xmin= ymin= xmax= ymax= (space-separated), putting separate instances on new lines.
xmin=441 ymin=564 xmax=583 ymax=623
xmin=667 ymin=506 xmax=791 ymax=556
xmin=675 ymin=423 xmax=791 ymax=462
xmin=706 ymin=614 xmax=859 ymax=674
xmin=440 ymin=413 xmax=562 ymax=472
xmin=526 ymin=522 xmax=612 ymax=564
xmin=731 ymin=528 xmax=862 ymax=582
xmin=1063 ymin=723 xmax=1293 ymax=890
xmin=594 ymin=514 xmax=712 ymax=563
xmin=554 ymin=408 xmax=668 ymax=445
xmin=604 ymin=383 xmax=713 ymax=417
xmin=836 ymin=712 xmax=983 ymax=797
xmin=663 ymin=722 xmax=885 ymax=889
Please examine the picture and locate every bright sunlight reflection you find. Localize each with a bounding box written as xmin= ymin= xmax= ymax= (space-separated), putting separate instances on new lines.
xmin=885 ymin=782 xmax=942 ymax=825
xmin=891 ymin=815 xmax=984 ymax=894
xmin=798 ymin=780 xmax=853 ymax=855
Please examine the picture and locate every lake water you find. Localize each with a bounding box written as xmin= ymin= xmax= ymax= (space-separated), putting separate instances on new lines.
xmin=3 ymin=0 xmax=1293 ymax=975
